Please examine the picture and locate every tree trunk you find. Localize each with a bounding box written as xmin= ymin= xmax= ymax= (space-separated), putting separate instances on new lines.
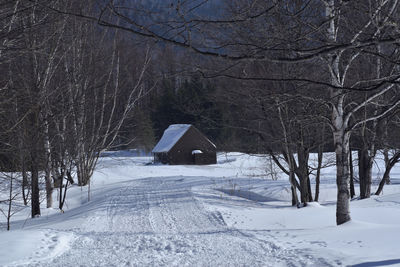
xmin=44 ymin=119 xmax=53 ymax=208
xmin=375 ymin=151 xmax=400 ymax=195
xmin=307 ymin=176 xmax=313 ymax=202
xmin=7 ymin=175 xmax=13 ymax=231
xmin=315 ymin=145 xmax=323 ymax=202
xmin=349 ymin=150 xmax=355 ymax=199
xmin=30 ymin=111 xmax=41 ymax=218
xmin=30 ymin=160 xmax=40 ymax=218
xmin=59 ymin=172 xmax=63 ymax=210
xmin=297 ymin=146 xmax=310 ymax=205
xmin=334 ymin=129 xmax=351 ymax=225
xmin=383 ymin=148 xmax=391 ymax=185
xmin=290 ymin=170 xmax=300 ymax=208
xmin=375 ymin=163 xmax=393 ymax=196
xmin=358 ymin=148 xmax=373 ymax=199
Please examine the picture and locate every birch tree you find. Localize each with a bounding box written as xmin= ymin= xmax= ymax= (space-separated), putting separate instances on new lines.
xmin=323 ymin=0 xmax=400 ymax=224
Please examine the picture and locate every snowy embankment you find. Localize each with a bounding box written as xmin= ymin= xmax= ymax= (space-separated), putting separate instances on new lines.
xmin=1 ymin=152 xmax=400 ymax=266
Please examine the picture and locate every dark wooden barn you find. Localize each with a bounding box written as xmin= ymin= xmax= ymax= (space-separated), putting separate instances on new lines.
xmin=152 ymin=124 xmax=217 ymax=165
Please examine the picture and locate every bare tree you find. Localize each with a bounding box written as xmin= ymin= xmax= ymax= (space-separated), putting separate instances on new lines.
xmin=0 ymin=172 xmax=22 ymax=230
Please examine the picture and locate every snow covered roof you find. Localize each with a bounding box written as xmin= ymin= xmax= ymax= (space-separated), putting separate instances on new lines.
xmin=152 ymin=124 xmax=192 ymax=153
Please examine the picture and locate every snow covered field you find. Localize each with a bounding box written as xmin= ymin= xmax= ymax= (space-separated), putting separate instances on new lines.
xmin=1 ymin=152 xmax=400 ymax=266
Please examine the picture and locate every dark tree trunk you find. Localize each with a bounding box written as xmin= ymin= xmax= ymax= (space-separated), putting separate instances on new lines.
xmin=296 ymin=146 xmax=311 ymax=205
xmin=291 ymin=188 xmax=296 ymax=206
xmin=307 ymin=176 xmax=313 ymax=202
xmin=7 ymin=176 xmax=13 ymax=231
xmin=59 ymin=171 xmax=71 ymax=211
xmin=383 ymin=149 xmax=391 ymax=185
xmin=289 ymin=157 xmax=300 ymax=208
xmin=375 ymin=151 xmax=400 ymax=195
xmin=29 ymin=111 xmax=41 ymax=218
xmin=314 ymin=140 xmax=324 ymax=202
xmin=66 ymin=170 xmax=75 ymax=184
xmin=349 ymin=150 xmax=355 ymax=199
xmin=290 ymin=171 xmax=300 ymax=208
xmin=358 ymin=148 xmax=372 ymax=199
xmin=30 ymin=161 xmax=40 ymax=218
xmin=59 ymin=172 xmax=64 ymax=210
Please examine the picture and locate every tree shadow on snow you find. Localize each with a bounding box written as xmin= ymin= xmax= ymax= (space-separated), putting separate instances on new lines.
xmin=352 ymin=259 xmax=400 ymax=267
xmin=216 ymin=188 xmax=279 ymax=203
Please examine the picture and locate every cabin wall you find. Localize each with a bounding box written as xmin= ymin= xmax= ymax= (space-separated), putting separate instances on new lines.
xmin=169 ymin=127 xmax=216 ymax=165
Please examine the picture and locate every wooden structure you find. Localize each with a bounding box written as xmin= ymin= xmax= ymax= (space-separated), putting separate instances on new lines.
xmin=152 ymin=124 xmax=217 ymax=165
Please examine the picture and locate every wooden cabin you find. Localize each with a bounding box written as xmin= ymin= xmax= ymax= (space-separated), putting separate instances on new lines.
xmin=152 ymin=124 xmax=217 ymax=165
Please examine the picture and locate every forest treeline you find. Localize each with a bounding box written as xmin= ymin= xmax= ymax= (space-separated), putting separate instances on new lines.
xmin=1 ymin=0 xmax=400 ymax=227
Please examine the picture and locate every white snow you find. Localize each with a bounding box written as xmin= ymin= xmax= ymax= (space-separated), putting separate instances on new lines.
xmin=1 ymin=152 xmax=400 ymax=266
xmin=192 ymin=149 xmax=203 ymax=154
xmin=0 ymin=230 xmax=74 ymax=266
xmin=152 ymin=124 xmax=191 ymax=153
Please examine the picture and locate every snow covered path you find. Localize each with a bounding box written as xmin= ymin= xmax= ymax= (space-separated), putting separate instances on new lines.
xmin=4 ymin=153 xmax=400 ymax=266
xmin=12 ymin=176 xmax=336 ymax=267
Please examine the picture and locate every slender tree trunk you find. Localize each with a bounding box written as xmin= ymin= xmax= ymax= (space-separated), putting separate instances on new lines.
xmin=30 ymin=111 xmax=41 ymax=218
xmin=375 ymin=164 xmax=393 ymax=196
xmin=383 ymin=148 xmax=391 ymax=185
xmin=43 ymin=118 xmax=53 ymax=208
xmin=58 ymin=158 xmax=68 ymax=210
xmin=375 ymin=151 xmax=400 ymax=195
xmin=291 ymin=186 xmax=297 ymax=206
xmin=315 ymin=145 xmax=323 ymax=202
xmin=7 ymin=175 xmax=13 ymax=230
xmin=307 ymin=176 xmax=313 ymax=202
xmin=290 ymin=169 xmax=300 ymax=207
xmin=358 ymin=149 xmax=366 ymax=198
xmin=349 ymin=150 xmax=355 ymax=199
xmin=358 ymin=147 xmax=373 ymax=199
xmin=30 ymin=160 xmax=40 ymax=218
xmin=297 ymin=146 xmax=311 ymax=205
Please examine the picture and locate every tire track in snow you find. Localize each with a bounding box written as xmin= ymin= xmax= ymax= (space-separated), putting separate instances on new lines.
xmin=106 ymin=182 xmax=153 ymax=233
xmin=144 ymin=177 xmax=333 ymax=267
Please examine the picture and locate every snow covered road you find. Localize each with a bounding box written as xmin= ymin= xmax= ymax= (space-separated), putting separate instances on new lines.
xmin=10 ymin=176 xmax=334 ymax=267
xmin=4 ymin=154 xmax=400 ymax=266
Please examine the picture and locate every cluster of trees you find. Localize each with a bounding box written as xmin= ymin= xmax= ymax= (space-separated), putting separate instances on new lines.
xmin=0 ymin=0 xmax=153 ymax=227
xmin=1 ymin=0 xmax=400 ymax=228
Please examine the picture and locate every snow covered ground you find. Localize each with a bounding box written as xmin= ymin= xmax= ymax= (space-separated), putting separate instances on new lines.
xmin=1 ymin=152 xmax=400 ymax=266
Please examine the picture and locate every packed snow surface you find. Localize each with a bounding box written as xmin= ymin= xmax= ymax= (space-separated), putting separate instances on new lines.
xmin=1 ymin=152 xmax=400 ymax=266
xmin=152 ymin=124 xmax=191 ymax=153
